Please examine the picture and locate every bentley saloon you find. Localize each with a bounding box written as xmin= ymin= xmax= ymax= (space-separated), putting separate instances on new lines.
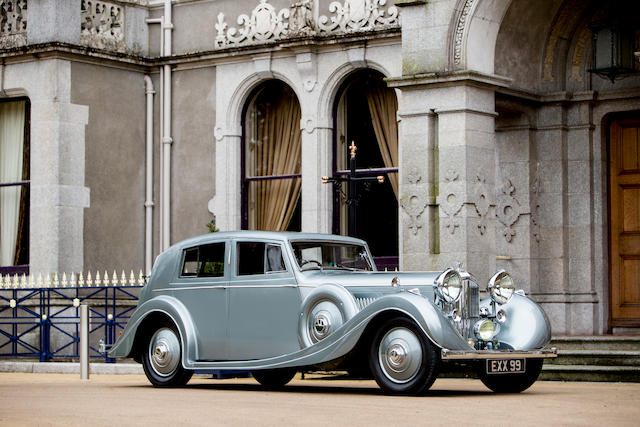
xmin=109 ymin=231 xmax=556 ymax=394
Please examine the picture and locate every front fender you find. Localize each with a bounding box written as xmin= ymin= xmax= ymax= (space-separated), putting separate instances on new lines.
xmin=108 ymin=295 xmax=199 ymax=363
xmin=356 ymin=292 xmax=472 ymax=351
xmin=482 ymin=293 xmax=552 ymax=350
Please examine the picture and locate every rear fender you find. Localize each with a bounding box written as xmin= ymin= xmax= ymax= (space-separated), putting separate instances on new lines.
xmin=108 ymin=295 xmax=199 ymax=363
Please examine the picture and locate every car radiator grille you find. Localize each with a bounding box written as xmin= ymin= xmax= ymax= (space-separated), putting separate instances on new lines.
xmin=355 ymin=297 xmax=377 ymax=311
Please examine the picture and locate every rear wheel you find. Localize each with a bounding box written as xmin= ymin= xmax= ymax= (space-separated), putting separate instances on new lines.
xmin=141 ymin=323 xmax=193 ymax=387
xmin=251 ymin=368 xmax=297 ymax=388
xmin=369 ymin=317 xmax=439 ymax=395
xmin=478 ymin=359 xmax=543 ymax=393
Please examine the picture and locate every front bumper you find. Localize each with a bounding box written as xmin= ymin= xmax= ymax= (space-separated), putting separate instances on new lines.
xmin=441 ymin=347 xmax=558 ymax=361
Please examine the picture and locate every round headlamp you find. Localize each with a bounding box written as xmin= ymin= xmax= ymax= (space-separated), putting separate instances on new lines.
xmin=488 ymin=270 xmax=516 ymax=305
xmin=474 ymin=319 xmax=497 ymax=341
xmin=435 ymin=268 xmax=463 ymax=304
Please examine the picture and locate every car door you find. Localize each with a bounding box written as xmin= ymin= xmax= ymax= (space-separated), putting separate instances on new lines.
xmin=171 ymin=240 xmax=229 ymax=361
xmin=227 ymin=240 xmax=302 ymax=360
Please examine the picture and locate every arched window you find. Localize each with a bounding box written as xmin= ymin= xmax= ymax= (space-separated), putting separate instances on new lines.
xmin=242 ymin=81 xmax=302 ymax=231
xmin=0 ymin=98 xmax=30 ymax=275
xmin=333 ymin=70 xmax=398 ymax=269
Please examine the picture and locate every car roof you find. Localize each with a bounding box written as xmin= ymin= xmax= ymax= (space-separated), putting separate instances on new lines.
xmin=170 ymin=231 xmax=367 ymax=250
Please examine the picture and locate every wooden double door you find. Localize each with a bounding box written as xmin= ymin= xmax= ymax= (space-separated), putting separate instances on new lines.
xmin=610 ymin=118 xmax=640 ymax=327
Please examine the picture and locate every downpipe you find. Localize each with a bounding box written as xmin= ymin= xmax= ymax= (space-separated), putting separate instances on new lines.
xmin=143 ymin=75 xmax=155 ymax=275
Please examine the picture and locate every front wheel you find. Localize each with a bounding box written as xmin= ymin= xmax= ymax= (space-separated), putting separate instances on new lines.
xmin=369 ymin=317 xmax=439 ymax=395
xmin=141 ymin=323 xmax=193 ymax=387
xmin=478 ymin=359 xmax=543 ymax=393
xmin=251 ymin=368 xmax=297 ymax=388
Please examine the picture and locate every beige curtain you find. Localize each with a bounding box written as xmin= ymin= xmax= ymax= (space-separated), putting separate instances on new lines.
xmin=253 ymin=87 xmax=302 ymax=231
xmin=0 ymin=101 xmax=26 ymax=266
xmin=366 ymin=82 xmax=399 ymax=198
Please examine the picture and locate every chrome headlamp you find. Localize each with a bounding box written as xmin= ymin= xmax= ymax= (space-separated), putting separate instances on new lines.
xmin=488 ymin=270 xmax=516 ymax=305
xmin=435 ymin=268 xmax=463 ymax=304
xmin=474 ymin=319 xmax=498 ymax=341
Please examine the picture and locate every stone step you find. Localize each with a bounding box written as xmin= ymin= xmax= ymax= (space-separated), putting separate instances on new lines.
xmin=541 ymin=363 xmax=640 ymax=382
xmin=551 ymin=336 xmax=640 ymax=351
xmin=546 ymin=350 xmax=640 ymax=367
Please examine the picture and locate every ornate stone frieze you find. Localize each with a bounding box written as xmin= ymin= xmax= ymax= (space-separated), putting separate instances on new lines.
xmin=453 ymin=0 xmax=474 ymax=66
xmin=81 ymin=0 xmax=125 ymax=51
xmin=317 ymin=0 xmax=399 ymax=34
xmin=399 ymin=167 xmax=428 ymax=236
xmin=496 ymin=179 xmax=522 ymax=242
xmin=215 ymin=0 xmax=400 ymax=48
xmin=0 ymin=0 xmax=27 ymax=49
xmin=439 ymin=169 xmax=463 ymax=235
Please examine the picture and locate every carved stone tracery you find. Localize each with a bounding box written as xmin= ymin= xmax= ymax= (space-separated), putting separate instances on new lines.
xmin=439 ymin=169 xmax=463 ymax=235
xmin=81 ymin=0 xmax=125 ymax=51
xmin=215 ymin=0 xmax=400 ymax=48
xmin=400 ymin=167 xmax=428 ymax=236
xmin=0 ymin=0 xmax=27 ymax=49
xmin=496 ymin=179 xmax=522 ymax=242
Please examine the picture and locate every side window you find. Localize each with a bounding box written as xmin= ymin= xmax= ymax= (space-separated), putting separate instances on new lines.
xmin=180 ymin=243 xmax=225 ymax=278
xmin=265 ymin=244 xmax=285 ymax=272
xmin=237 ymin=242 xmax=265 ymax=275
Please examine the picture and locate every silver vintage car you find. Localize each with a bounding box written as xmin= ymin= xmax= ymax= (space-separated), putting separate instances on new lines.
xmin=109 ymin=231 xmax=556 ymax=394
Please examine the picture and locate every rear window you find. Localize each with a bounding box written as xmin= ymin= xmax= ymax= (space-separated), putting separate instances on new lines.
xmin=181 ymin=242 xmax=225 ymax=277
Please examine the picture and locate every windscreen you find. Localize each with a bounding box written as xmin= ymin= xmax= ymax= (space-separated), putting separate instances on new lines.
xmin=290 ymin=241 xmax=374 ymax=271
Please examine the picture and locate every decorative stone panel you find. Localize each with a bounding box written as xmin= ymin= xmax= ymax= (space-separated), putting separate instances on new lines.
xmin=0 ymin=0 xmax=27 ymax=49
xmin=400 ymin=167 xmax=428 ymax=236
xmin=439 ymin=169 xmax=463 ymax=235
xmin=81 ymin=0 xmax=125 ymax=51
xmin=215 ymin=0 xmax=400 ymax=48
xmin=496 ymin=179 xmax=523 ymax=242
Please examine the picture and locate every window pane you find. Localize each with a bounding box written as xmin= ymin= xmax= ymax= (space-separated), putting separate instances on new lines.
xmin=0 ymin=100 xmax=27 ymax=267
xmin=199 ymin=243 xmax=225 ymax=277
xmin=238 ymin=242 xmax=265 ymax=275
xmin=181 ymin=248 xmax=199 ymax=276
xmin=181 ymin=243 xmax=225 ymax=278
xmin=265 ymin=244 xmax=285 ymax=272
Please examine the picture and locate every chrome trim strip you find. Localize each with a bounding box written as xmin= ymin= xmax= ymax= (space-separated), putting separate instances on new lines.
xmin=441 ymin=348 xmax=558 ymax=360
xmin=153 ymin=284 xmax=298 ymax=292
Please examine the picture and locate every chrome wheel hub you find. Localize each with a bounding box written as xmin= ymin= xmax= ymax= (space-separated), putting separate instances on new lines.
xmin=148 ymin=328 xmax=180 ymax=377
xmin=308 ymin=301 xmax=343 ymax=343
xmin=378 ymin=327 xmax=423 ymax=384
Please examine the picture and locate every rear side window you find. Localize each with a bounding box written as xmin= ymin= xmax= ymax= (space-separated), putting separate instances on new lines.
xmin=237 ymin=242 xmax=287 ymax=275
xmin=181 ymin=242 xmax=225 ymax=277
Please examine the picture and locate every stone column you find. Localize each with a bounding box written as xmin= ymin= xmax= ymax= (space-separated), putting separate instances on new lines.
xmin=390 ymin=72 xmax=508 ymax=284
xmin=30 ymin=101 xmax=90 ymax=275
xmin=300 ymin=117 xmax=332 ymax=234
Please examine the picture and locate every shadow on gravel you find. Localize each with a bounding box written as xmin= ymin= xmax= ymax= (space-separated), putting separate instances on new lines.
xmin=122 ymin=381 xmax=492 ymax=397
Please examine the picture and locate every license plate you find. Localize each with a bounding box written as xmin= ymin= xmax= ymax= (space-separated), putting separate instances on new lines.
xmin=486 ymin=358 xmax=526 ymax=374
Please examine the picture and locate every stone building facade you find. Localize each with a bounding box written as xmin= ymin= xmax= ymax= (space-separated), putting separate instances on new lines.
xmin=1 ymin=0 xmax=639 ymax=335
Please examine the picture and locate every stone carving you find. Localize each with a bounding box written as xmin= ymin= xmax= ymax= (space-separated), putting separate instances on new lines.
xmin=215 ymin=0 xmax=399 ymax=48
xmin=215 ymin=0 xmax=290 ymax=48
xmin=0 ymin=0 xmax=27 ymax=49
xmin=569 ymin=27 xmax=590 ymax=83
xmin=453 ymin=0 xmax=474 ymax=66
xmin=471 ymin=174 xmax=491 ymax=235
xmin=289 ymin=0 xmax=315 ymax=35
xmin=440 ymin=169 xmax=463 ymax=235
xmin=399 ymin=168 xmax=428 ymax=236
xmin=496 ymin=179 xmax=522 ymax=242
xmin=81 ymin=0 xmax=125 ymax=51
xmin=317 ymin=0 xmax=399 ymax=33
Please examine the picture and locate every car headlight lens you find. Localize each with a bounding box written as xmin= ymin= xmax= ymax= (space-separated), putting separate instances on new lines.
xmin=435 ymin=268 xmax=463 ymax=304
xmin=488 ymin=270 xmax=516 ymax=305
xmin=474 ymin=319 xmax=497 ymax=341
